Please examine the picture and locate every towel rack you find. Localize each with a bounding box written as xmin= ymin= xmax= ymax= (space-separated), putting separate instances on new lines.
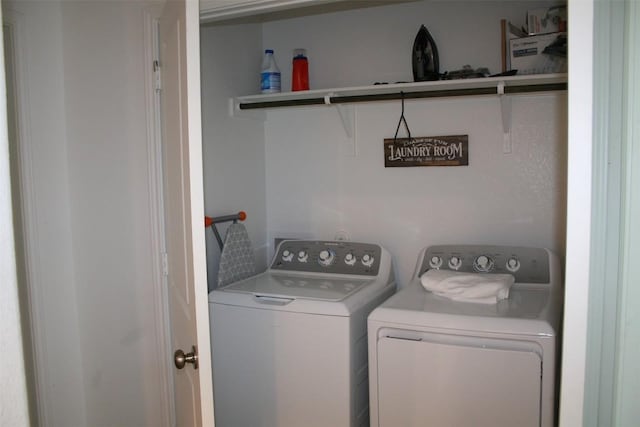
xmin=204 ymin=211 xmax=247 ymax=250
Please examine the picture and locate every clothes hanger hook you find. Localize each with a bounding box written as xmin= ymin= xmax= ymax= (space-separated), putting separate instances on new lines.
xmin=394 ymin=91 xmax=412 ymax=142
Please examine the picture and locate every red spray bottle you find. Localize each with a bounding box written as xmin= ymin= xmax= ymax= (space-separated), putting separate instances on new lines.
xmin=291 ymin=49 xmax=309 ymax=91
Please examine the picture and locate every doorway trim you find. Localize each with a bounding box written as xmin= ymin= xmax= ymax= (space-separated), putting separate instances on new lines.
xmin=3 ymin=8 xmax=45 ymax=425
xmin=142 ymin=6 xmax=174 ymax=426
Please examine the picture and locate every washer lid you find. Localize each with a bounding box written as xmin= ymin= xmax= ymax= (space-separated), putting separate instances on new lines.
xmin=369 ymin=281 xmax=561 ymax=336
xmin=217 ymin=272 xmax=373 ymax=302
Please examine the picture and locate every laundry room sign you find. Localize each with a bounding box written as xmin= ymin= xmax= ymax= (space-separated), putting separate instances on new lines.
xmin=384 ymin=135 xmax=469 ymax=167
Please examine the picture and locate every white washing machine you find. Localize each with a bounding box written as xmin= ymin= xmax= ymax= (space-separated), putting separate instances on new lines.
xmin=209 ymin=240 xmax=395 ymax=427
xmin=368 ymin=245 xmax=563 ymax=427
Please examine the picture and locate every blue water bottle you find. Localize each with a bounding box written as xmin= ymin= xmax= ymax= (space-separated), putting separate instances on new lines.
xmin=261 ymin=49 xmax=281 ymax=94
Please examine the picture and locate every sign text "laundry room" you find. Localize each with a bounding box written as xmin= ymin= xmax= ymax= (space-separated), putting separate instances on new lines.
xmin=384 ymin=135 xmax=469 ymax=167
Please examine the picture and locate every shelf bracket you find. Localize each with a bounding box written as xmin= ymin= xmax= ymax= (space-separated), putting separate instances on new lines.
xmin=334 ymin=103 xmax=356 ymax=156
xmin=335 ymin=103 xmax=353 ymax=139
xmin=323 ymin=91 xmax=356 ymax=153
xmin=497 ymin=81 xmax=512 ymax=154
xmin=321 ymin=92 xmax=354 ymax=140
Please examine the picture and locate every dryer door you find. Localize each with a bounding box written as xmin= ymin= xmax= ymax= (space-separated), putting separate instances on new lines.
xmin=376 ymin=331 xmax=542 ymax=427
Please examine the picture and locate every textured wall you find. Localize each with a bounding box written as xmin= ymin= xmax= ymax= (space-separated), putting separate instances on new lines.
xmin=261 ymin=0 xmax=567 ymax=285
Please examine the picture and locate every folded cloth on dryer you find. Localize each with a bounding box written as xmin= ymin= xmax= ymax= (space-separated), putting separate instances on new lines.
xmin=420 ymin=269 xmax=515 ymax=304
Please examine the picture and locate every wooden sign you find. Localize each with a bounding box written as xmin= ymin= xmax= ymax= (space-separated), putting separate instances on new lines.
xmin=384 ymin=135 xmax=469 ymax=167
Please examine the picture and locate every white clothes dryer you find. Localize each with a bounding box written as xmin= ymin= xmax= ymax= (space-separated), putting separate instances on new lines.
xmin=368 ymin=245 xmax=563 ymax=427
xmin=209 ymin=240 xmax=395 ymax=427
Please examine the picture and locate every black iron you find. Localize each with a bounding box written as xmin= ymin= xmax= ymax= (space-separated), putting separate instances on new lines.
xmin=412 ymin=25 xmax=440 ymax=82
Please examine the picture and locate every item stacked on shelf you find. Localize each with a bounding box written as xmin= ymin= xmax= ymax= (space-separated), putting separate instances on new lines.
xmin=504 ymin=5 xmax=567 ymax=75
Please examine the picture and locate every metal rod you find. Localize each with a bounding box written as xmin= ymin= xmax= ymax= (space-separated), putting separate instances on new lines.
xmin=333 ymin=87 xmax=497 ymax=104
xmin=211 ymin=226 xmax=224 ymax=251
xmin=239 ymin=97 xmax=327 ymax=110
xmin=209 ymin=212 xmax=245 ymax=224
xmin=238 ymin=83 xmax=567 ymax=110
xmin=503 ymin=83 xmax=567 ymax=94
xmin=205 ymin=211 xmax=246 ymax=250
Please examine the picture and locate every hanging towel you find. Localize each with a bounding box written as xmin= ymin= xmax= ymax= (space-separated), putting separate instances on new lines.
xmin=217 ymin=223 xmax=256 ymax=288
xmin=420 ymin=269 xmax=515 ymax=304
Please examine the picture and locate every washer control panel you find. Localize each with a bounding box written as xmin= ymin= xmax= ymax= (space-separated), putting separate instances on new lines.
xmin=271 ymin=240 xmax=381 ymax=276
xmin=419 ymin=245 xmax=550 ymax=284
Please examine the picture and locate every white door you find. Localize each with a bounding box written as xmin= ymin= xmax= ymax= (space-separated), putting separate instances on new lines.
xmin=158 ymin=0 xmax=214 ymax=425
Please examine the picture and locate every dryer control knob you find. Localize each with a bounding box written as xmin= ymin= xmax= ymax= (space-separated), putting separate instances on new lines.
xmin=281 ymin=250 xmax=294 ymax=262
xmin=344 ymin=252 xmax=357 ymax=266
xmin=297 ymin=250 xmax=309 ymax=263
xmin=361 ymin=254 xmax=375 ymax=267
xmin=506 ymin=256 xmax=521 ymax=273
xmin=318 ymin=249 xmax=336 ymax=267
xmin=429 ymin=255 xmax=443 ymax=269
xmin=473 ymin=255 xmax=494 ymax=273
xmin=448 ymin=256 xmax=462 ymax=270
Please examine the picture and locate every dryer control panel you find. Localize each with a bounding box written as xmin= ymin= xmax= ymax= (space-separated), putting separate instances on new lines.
xmin=271 ymin=240 xmax=382 ymax=276
xmin=419 ymin=245 xmax=550 ymax=284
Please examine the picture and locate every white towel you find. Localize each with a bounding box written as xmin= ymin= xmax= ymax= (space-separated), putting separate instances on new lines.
xmin=217 ymin=223 xmax=256 ymax=288
xmin=420 ymin=269 xmax=515 ymax=304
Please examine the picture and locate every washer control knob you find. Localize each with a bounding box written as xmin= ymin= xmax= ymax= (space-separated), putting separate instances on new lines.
xmin=448 ymin=256 xmax=462 ymax=270
xmin=429 ymin=255 xmax=443 ymax=269
xmin=506 ymin=256 xmax=521 ymax=273
xmin=361 ymin=254 xmax=375 ymax=267
xmin=344 ymin=252 xmax=357 ymax=266
xmin=297 ymin=250 xmax=309 ymax=263
xmin=281 ymin=250 xmax=294 ymax=262
xmin=318 ymin=249 xmax=336 ymax=267
xmin=473 ymin=255 xmax=494 ymax=273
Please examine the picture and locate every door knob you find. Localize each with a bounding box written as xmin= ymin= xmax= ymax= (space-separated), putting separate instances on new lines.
xmin=174 ymin=345 xmax=198 ymax=370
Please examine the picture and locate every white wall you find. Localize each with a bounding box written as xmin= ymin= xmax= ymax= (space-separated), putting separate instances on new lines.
xmin=201 ymin=1 xmax=567 ymax=288
xmin=260 ymin=1 xmax=567 ymax=285
xmin=5 ymin=1 xmax=170 ymax=426
xmin=200 ymin=22 xmax=268 ymax=288
xmin=262 ymin=0 xmax=558 ymax=91
xmin=265 ymin=94 xmax=567 ymax=285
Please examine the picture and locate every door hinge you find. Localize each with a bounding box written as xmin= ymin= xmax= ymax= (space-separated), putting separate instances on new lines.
xmin=162 ymin=252 xmax=168 ymax=276
xmin=154 ymin=60 xmax=162 ymax=91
